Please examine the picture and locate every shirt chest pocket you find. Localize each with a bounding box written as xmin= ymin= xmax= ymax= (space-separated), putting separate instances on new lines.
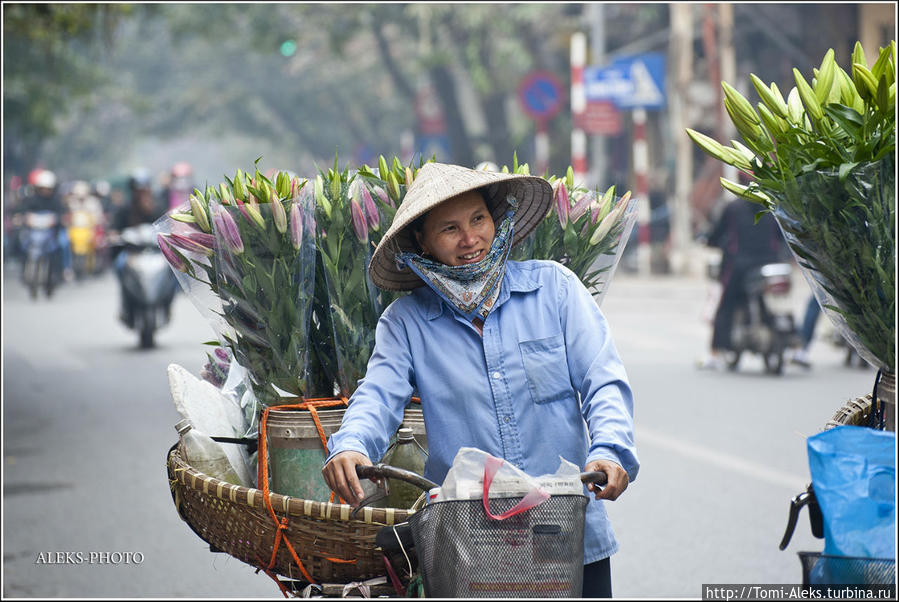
xmin=518 ymin=334 xmax=573 ymax=404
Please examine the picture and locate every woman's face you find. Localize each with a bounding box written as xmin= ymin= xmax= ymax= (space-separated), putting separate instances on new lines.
xmin=415 ymin=190 xmax=496 ymax=266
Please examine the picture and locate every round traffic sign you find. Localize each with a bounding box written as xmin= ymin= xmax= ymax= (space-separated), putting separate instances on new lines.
xmin=517 ymin=71 xmax=565 ymax=121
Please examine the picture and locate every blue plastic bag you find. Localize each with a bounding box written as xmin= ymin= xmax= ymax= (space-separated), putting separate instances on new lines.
xmin=807 ymin=426 xmax=895 ymax=584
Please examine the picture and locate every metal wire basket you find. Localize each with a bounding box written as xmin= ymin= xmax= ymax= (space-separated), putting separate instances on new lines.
xmin=798 ymin=551 xmax=896 ymax=587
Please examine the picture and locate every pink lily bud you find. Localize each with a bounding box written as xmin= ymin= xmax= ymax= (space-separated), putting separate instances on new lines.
xmin=360 ymin=184 xmax=380 ymax=231
xmin=270 ymin=191 xmax=288 ymax=234
xmin=351 ymin=199 xmax=368 ymax=242
xmin=553 ymin=180 xmax=569 ymax=229
xmin=214 ymin=347 xmax=230 ymax=362
xmin=234 ymin=195 xmax=253 ymax=224
xmin=289 ymin=201 xmax=303 ymax=250
xmin=213 ymin=208 xmax=244 ymax=255
xmin=157 ymin=234 xmax=190 ymax=273
xmin=168 ymin=232 xmax=214 ymax=257
xmin=569 ymin=192 xmax=593 ymax=222
xmin=184 ymin=231 xmax=216 ymax=248
xmin=373 ymin=185 xmax=394 ymax=208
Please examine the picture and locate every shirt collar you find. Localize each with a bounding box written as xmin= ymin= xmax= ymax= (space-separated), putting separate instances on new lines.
xmin=418 ymin=260 xmax=543 ymax=320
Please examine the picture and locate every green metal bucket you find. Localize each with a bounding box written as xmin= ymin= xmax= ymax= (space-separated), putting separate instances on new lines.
xmin=266 ymin=406 xmax=426 ymax=500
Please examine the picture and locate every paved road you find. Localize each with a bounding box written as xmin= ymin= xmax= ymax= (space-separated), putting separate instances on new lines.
xmin=2 ymin=264 xmax=878 ymax=598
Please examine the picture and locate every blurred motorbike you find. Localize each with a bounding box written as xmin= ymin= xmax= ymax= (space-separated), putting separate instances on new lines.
xmin=66 ymin=208 xmax=99 ymax=279
xmin=708 ymin=256 xmax=801 ymax=375
xmin=112 ymin=224 xmax=178 ymax=349
xmin=21 ymin=211 xmax=63 ymax=299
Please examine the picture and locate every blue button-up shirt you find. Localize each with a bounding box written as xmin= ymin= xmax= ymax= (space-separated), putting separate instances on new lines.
xmin=327 ymin=259 xmax=639 ymax=563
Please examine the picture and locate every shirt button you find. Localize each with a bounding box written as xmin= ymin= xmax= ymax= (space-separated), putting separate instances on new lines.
xmin=492 ymin=372 xmax=501 ymax=379
xmin=503 ymin=415 xmax=511 ymax=423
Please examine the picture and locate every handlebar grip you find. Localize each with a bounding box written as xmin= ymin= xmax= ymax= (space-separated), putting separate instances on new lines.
xmin=356 ymin=463 xmax=438 ymax=492
xmin=580 ymin=471 xmax=608 ymax=486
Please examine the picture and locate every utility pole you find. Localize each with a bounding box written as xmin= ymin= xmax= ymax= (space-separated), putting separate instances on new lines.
xmin=589 ymin=3 xmax=606 ymax=190
xmin=571 ymin=32 xmax=588 ymax=184
xmin=669 ymin=4 xmax=695 ymax=276
xmin=718 ymin=3 xmax=738 ymax=184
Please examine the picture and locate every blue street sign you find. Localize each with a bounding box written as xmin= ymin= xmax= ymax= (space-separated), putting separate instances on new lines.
xmin=518 ymin=71 xmax=564 ymax=121
xmin=584 ymin=52 xmax=667 ymax=110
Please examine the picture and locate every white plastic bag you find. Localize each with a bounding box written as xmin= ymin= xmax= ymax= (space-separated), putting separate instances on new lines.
xmin=435 ymin=447 xmax=582 ymax=502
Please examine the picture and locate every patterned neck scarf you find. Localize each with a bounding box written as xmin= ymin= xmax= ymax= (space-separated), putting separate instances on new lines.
xmin=396 ymin=204 xmax=517 ymax=322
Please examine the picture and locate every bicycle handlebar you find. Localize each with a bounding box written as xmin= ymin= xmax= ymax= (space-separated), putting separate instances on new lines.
xmin=356 ymin=464 xmax=608 ymax=492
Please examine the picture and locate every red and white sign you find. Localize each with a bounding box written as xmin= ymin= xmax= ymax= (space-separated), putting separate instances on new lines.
xmin=579 ymin=100 xmax=622 ymax=136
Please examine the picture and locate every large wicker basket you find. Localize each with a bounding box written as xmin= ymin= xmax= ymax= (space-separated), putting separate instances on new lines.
xmin=167 ymin=445 xmax=414 ymax=584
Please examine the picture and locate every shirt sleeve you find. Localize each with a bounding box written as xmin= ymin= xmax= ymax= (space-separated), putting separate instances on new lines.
xmin=557 ymin=265 xmax=640 ymax=482
xmin=324 ymin=303 xmax=416 ymax=466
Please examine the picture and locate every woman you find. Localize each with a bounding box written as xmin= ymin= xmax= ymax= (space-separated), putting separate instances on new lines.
xmin=323 ymin=162 xmax=638 ymax=597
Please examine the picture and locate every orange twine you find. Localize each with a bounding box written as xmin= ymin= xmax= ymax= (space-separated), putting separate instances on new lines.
xmin=257 ymin=396 xmax=348 ymax=586
xmin=255 ymin=395 xmax=422 ymax=589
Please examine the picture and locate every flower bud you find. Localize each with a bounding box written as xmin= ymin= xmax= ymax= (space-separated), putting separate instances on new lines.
xmin=373 ymin=185 xmax=394 ymax=208
xmin=157 ymin=234 xmax=190 ymax=273
xmin=589 ymin=191 xmax=631 ymax=246
xmin=168 ymin=232 xmax=214 ymax=257
xmin=351 ymin=199 xmax=368 ymax=242
xmin=189 ymin=194 xmax=211 ymax=233
xmin=314 ymin=175 xmax=331 ymax=218
xmin=553 ymin=180 xmax=569 ymax=229
xmin=569 ymin=191 xmax=593 ymax=222
xmin=329 ymin=171 xmax=341 ymax=201
xmin=214 ymin=208 xmax=244 ymax=255
xmin=289 ymin=202 xmax=303 ymax=250
xmin=405 ymin=166 xmax=414 ymax=189
xmin=245 ymin=195 xmax=266 ymax=230
xmin=360 ymin=183 xmax=380 ymax=231
xmin=271 ymin=193 xmax=288 ymax=234
xmin=387 ymin=172 xmax=401 ymax=202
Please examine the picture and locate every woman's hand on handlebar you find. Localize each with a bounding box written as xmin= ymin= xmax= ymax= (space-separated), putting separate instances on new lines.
xmin=585 ymin=459 xmax=629 ymax=501
xmin=322 ymin=451 xmax=372 ymax=507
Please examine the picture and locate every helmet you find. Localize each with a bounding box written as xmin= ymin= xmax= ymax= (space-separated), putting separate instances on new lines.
xmin=34 ymin=170 xmax=57 ymax=189
xmin=171 ymin=162 xmax=192 ymax=178
xmin=71 ymin=180 xmax=91 ymax=198
xmin=92 ymin=180 xmax=111 ymax=197
xmin=475 ymin=161 xmax=499 ymax=172
xmin=128 ymin=168 xmax=152 ymax=191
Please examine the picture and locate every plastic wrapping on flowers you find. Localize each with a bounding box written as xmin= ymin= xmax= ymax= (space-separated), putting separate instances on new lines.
xmin=509 ymin=168 xmax=637 ymax=306
xmin=772 ymin=156 xmax=894 ymax=371
xmin=311 ymin=162 xmax=385 ymax=398
xmin=156 ymin=168 xmax=317 ymax=435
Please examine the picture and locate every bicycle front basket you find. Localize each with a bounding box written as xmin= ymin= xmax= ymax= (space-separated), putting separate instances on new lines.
xmin=409 ymin=494 xmax=587 ymax=598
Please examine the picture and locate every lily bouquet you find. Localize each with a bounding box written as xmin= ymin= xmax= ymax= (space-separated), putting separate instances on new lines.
xmin=155 ymin=165 xmax=318 ymax=415
xmin=309 ymin=158 xmax=387 ymax=398
xmin=687 ymin=41 xmax=895 ymax=371
xmin=507 ymin=158 xmax=637 ymax=305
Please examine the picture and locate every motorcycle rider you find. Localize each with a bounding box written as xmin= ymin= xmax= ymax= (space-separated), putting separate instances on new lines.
xmin=164 ymin=161 xmax=194 ymax=211
xmin=111 ymin=169 xmax=167 ymax=326
xmin=15 ymin=169 xmax=70 ymax=283
xmin=698 ymin=193 xmax=786 ymax=370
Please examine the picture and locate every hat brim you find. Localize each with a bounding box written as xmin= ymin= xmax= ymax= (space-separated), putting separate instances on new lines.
xmin=369 ymin=169 xmax=552 ymax=291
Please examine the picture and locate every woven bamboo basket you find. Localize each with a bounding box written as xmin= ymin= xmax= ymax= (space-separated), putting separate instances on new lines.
xmin=167 ymin=445 xmax=415 ymax=583
xmin=824 ymin=394 xmax=875 ymax=430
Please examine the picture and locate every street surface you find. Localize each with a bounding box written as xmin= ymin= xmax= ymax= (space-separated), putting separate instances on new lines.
xmin=2 ymin=260 xmax=879 ymax=598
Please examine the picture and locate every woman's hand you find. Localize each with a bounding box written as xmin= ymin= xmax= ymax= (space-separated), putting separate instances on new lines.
xmin=584 ymin=459 xmax=629 ymax=501
xmin=321 ymin=451 xmax=372 ymax=506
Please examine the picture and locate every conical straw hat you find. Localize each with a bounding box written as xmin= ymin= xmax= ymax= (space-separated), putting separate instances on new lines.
xmin=369 ymin=162 xmax=553 ymax=291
